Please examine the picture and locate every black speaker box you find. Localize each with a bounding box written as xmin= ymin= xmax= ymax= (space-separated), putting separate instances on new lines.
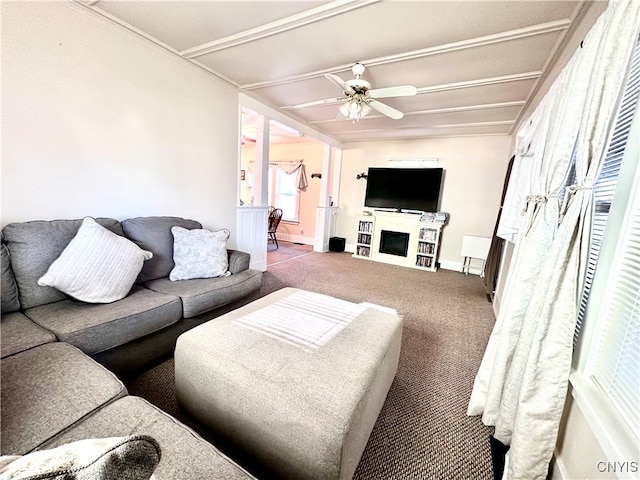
xmin=329 ymin=237 xmax=346 ymax=252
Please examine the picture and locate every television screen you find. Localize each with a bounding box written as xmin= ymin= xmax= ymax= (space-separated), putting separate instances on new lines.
xmin=364 ymin=167 xmax=443 ymax=212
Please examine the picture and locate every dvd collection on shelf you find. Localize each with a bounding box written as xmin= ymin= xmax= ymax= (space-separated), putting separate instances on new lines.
xmin=417 ymin=242 xmax=435 ymax=254
xmin=415 ymin=256 xmax=434 ymax=268
xmin=357 ymin=233 xmax=372 ymax=245
xmin=358 ymin=220 xmax=373 ymax=233
xmin=357 ymin=246 xmax=371 ymax=257
xmin=418 ymin=227 xmax=437 ymax=242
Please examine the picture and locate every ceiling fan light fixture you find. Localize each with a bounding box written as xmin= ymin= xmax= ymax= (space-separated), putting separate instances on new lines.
xmin=319 ymin=62 xmax=416 ymax=123
xmin=340 ymin=97 xmax=372 ymax=122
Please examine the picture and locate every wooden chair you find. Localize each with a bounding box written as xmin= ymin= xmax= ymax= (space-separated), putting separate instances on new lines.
xmin=268 ymin=208 xmax=283 ymax=248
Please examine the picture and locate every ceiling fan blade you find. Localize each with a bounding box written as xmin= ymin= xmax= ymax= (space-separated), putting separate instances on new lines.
xmin=369 ymin=85 xmax=418 ymax=99
xmin=325 ymin=73 xmax=356 ymax=95
xmin=286 ymin=97 xmax=342 ymax=110
xmin=369 ymin=100 xmax=404 ymax=120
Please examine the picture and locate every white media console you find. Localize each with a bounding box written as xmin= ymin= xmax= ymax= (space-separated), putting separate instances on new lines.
xmin=353 ymin=210 xmax=443 ymax=272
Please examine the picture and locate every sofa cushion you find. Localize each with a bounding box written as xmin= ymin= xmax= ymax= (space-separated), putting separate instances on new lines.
xmin=122 ymin=217 xmax=202 ymax=283
xmin=227 ymin=250 xmax=250 ymax=275
xmin=0 ymin=343 xmax=127 ymax=455
xmin=38 ymin=217 xmax=153 ymax=304
xmin=2 ymin=218 xmax=123 ymax=310
xmin=1 ymin=242 xmax=21 ymax=314
xmin=0 ymin=436 xmax=160 ymax=480
xmin=24 ymin=286 xmax=182 ymax=355
xmin=144 ymin=269 xmax=263 ymax=318
xmin=169 ymin=227 xmax=230 ymax=281
xmin=39 ymin=396 xmax=257 ymax=480
xmin=0 ymin=312 xmax=57 ymax=359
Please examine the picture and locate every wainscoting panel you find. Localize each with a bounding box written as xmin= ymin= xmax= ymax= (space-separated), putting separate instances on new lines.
xmin=236 ymin=206 xmax=269 ymax=271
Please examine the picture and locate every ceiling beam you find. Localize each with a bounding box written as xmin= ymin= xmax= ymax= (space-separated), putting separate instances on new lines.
xmin=240 ymin=93 xmax=343 ymax=149
xmin=417 ymin=72 xmax=541 ymax=94
xmin=72 ymin=0 xmax=240 ymax=87
xmin=306 ymin=101 xmax=526 ymax=124
xmin=340 ymin=132 xmax=509 ymax=143
xmin=281 ymin=73 xmax=539 ymax=111
xmin=242 ymin=20 xmax=569 ymax=91
xmin=509 ymin=0 xmax=593 ymax=134
xmin=320 ymin=120 xmax=513 ymax=136
xmin=433 ymin=120 xmax=513 ymax=128
xmin=180 ymin=0 xmax=381 ymax=59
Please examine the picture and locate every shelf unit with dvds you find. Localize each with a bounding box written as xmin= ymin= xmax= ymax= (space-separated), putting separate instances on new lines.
xmin=415 ymin=225 xmax=441 ymax=272
xmin=354 ymin=217 xmax=374 ymax=259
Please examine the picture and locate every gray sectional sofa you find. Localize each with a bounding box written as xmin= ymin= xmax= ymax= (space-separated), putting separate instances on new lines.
xmin=1 ymin=216 xmax=263 ymax=373
xmin=0 ymin=216 xmax=263 ymax=478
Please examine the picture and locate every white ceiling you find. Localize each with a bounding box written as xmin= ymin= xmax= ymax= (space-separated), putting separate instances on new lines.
xmin=84 ymin=0 xmax=593 ymax=144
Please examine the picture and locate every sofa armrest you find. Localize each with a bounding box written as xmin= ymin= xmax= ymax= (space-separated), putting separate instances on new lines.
xmin=227 ymin=250 xmax=250 ymax=274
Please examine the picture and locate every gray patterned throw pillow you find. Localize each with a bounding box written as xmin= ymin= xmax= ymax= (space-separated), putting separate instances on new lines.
xmin=169 ymin=226 xmax=230 ymax=281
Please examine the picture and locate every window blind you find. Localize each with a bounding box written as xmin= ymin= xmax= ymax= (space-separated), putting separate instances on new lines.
xmin=571 ymin=34 xmax=640 ymax=458
xmin=590 ymin=177 xmax=640 ymax=441
xmin=574 ymin=37 xmax=640 ymax=346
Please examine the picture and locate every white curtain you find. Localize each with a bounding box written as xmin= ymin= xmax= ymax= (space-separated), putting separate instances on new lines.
xmin=278 ymin=162 xmax=308 ymax=191
xmin=468 ymin=1 xmax=640 ymax=478
xmin=245 ymin=162 xmax=308 ymax=193
xmin=496 ymin=102 xmax=549 ymax=243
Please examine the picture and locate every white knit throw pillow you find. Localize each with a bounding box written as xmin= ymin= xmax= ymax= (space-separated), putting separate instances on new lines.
xmin=169 ymin=226 xmax=229 ymax=281
xmin=38 ymin=217 xmax=152 ymax=303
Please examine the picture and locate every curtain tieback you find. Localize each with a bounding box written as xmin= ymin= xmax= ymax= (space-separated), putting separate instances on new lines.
xmin=559 ymin=184 xmax=594 ymax=222
xmin=521 ymin=194 xmax=561 ymax=214
xmin=521 ymin=194 xmax=561 ymax=236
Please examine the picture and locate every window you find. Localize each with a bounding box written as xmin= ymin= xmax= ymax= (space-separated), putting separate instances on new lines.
xmin=268 ymin=165 xmax=299 ymax=222
xmin=571 ymin=36 xmax=640 ymax=467
xmin=590 ymin=194 xmax=640 ymax=437
xmin=574 ymin=36 xmax=640 ymax=345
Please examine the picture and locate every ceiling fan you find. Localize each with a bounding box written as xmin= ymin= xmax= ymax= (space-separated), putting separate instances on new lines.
xmin=302 ymin=63 xmax=417 ymax=122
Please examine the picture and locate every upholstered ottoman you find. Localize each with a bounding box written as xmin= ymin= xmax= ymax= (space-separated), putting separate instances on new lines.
xmin=175 ymin=288 xmax=402 ymax=480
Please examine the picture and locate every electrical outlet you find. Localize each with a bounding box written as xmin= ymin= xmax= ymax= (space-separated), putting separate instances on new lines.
xmin=300 ymin=228 xmax=304 ymax=234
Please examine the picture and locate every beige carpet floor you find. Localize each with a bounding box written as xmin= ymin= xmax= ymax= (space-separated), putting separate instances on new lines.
xmin=125 ymin=251 xmax=496 ymax=479
xmin=267 ymin=240 xmax=313 ymax=265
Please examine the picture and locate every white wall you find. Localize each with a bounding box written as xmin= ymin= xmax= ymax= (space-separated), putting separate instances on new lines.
xmin=335 ymin=136 xmax=512 ymax=270
xmin=549 ymin=392 xmax=616 ymax=480
xmin=1 ymin=2 xmax=241 ymax=245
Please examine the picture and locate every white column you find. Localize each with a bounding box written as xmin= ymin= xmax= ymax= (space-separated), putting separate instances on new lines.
xmin=253 ymin=115 xmax=270 ymax=207
xmin=314 ymin=145 xmax=336 ymax=252
xmin=331 ymin=148 xmax=343 ymax=207
xmin=314 ymin=207 xmax=338 ymax=253
xmin=237 ymin=114 xmax=270 ymax=270
xmin=236 ymin=206 xmax=269 ymax=271
xmin=319 ymin=144 xmax=332 ymax=206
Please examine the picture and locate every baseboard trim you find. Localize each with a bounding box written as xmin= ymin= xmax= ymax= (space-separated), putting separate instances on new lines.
xmin=343 ymin=247 xmax=484 ymax=275
xmin=276 ymin=233 xmax=314 ymax=245
xmin=548 ymin=451 xmax=566 ymax=480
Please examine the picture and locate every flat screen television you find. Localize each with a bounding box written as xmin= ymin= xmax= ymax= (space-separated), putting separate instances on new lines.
xmin=364 ymin=167 xmax=443 ymax=213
